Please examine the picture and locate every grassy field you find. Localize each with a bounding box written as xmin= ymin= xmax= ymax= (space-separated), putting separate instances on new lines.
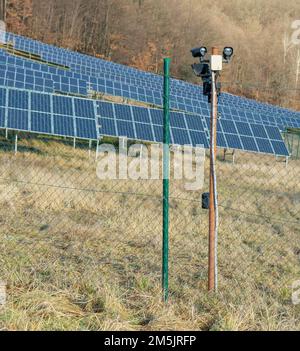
xmin=0 ymin=135 xmax=299 ymax=331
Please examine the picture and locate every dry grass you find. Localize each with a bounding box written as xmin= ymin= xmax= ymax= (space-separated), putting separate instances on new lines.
xmin=0 ymin=135 xmax=299 ymax=331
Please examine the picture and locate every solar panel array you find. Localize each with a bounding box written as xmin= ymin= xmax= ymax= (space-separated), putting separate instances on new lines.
xmin=0 ymin=87 xmax=98 ymax=140
xmin=0 ymin=30 xmax=292 ymax=157
xmin=1 ymin=30 xmax=300 ymax=131
xmin=97 ymin=101 xmax=289 ymax=156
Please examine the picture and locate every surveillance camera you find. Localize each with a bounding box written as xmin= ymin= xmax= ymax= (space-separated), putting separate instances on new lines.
xmin=223 ymin=47 xmax=234 ymax=61
xmin=191 ymin=47 xmax=207 ymax=58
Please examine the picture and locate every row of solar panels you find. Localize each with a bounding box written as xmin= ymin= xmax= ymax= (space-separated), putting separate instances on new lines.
xmin=1 ymin=48 xmax=300 ymax=133
xmin=2 ymin=31 xmax=300 ymax=125
xmin=4 ymin=30 xmax=300 ymax=121
xmin=0 ymin=86 xmax=289 ymax=156
xmin=0 ymin=53 xmax=298 ymax=139
xmin=96 ymin=100 xmax=289 ymax=156
xmin=0 ymin=87 xmax=98 ymax=140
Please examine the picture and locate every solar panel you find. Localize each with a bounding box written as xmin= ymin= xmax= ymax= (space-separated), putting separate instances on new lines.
xmin=53 ymin=95 xmax=73 ymax=115
xmin=9 ymin=89 xmax=28 ymax=109
xmin=150 ymin=109 xmax=163 ymax=126
xmin=250 ymin=123 xmax=268 ymax=139
xmin=97 ymin=101 xmax=114 ymax=119
xmin=172 ymin=128 xmax=191 ymax=146
xmin=53 ymin=115 xmax=74 ymax=137
xmin=224 ymin=134 xmax=243 ymax=150
xmin=256 ymin=138 xmax=274 ymax=154
xmin=240 ymin=136 xmax=258 ymax=152
xmin=76 ymin=118 xmax=97 ymax=139
xmin=135 ymin=123 xmax=154 ymax=141
xmin=132 ymin=106 xmax=151 ymax=124
xmin=115 ymin=104 xmax=133 ymax=121
xmin=271 ymin=140 xmax=289 ymax=156
xmin=31 ymin=92 xmax=51 ymax=113
xmin=74 ymin=99 xmax=95 ymax=119
xmin=99 ymin=118 xmax=116 ymax=136
xmin=31 ymin=112 xmax=52 ymax=134
xmin=116 ymin=120 xmax=135 ymax=139
xmin=0 ymin=87 xmax=99 ymax=140
xmin=190 ymin=131 xmax=209 ymax=148
xmin=185 ymin=114 xmax=205 ymax=131
xmin=7 ymin=108 xmax=28 ymax=130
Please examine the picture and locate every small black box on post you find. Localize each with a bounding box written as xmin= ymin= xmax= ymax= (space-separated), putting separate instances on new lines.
xmin=202 ymin=193 xmax=210 ymax=210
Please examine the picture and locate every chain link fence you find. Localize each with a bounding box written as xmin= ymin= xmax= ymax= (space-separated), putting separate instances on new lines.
xmin=0 ymin=132 xmax=299 ymax=330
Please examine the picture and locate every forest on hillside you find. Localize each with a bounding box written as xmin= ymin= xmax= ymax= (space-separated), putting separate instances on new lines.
xmin=4 ymin=0 xmax=300 ymax=110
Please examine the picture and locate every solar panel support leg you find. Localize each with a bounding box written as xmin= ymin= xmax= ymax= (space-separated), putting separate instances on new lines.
xmin=223 ymin=149 xmax=227 ymax=161
xmin=285 ymin=156 xmax=289 ymax=168
xmin=95 ymin=139 xmax=100 ymax=161
xmin=89 ymin=140 xmax=92 ymax=159
xmin=5 ymin=129 xmax=8 ymax=140
xmin=14 ymin=134 xmax=18 ymax=155
xmin=73 ymin=138 xmax=76 ymax=149
xmin=232 ymin=150 xmax=235 ymax=164
xmin=140 ymin=144 xmax=143 ymax=162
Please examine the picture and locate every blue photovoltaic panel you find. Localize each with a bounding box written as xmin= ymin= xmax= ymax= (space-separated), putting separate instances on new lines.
xmin=172 ymin=128 xmax=191 ymax=146
xmin=170 ymin=112 xmax=186 ymax=129
xmin=185 ymin=114 xmax=205 ymax=131
xmin=76 ymin=118 xmax=97 ymax=139
xmin=153 ymin=125 xmax=163 ymax=143
xmin=240 ymin=136 xmax=258 ymax=152
xmin=250 ymin=123 xmax=268 ymax=139
xmin=235 ymin=121 xmax=253 ymax=136
xmin=256 ymin=138 xmax=274 ymax=154
xmin=217 ymin=133 xmax=227 ymax=148
xmin=31 ymin=92 xmax=51 ymax=113
xmin=8 ymin=89 xmax=28 ymax=109
xmin=135 ymin=123 xmax=154 ymax=141
xmin=115 ymin=104 xmax=132 ymax=121
xmin=7 ymin=108 xmax=28 ymax=130
xmin=190 ymin=130 xmax=209 ymax=148
xmin=221 ymin=119 xmax=238 ymax=134
xmin=74 ymin=99 xmax=95 ymax=119
xmin=117 ymin=120 xmax=135 ymax=139
xmin=265 ymin=126 xmax=282 ymax=140
xmin=0 ymin=107 xmax=5 ymax=127
xmin=271 ymin=140 xmax=289 ymax=156
xmin=53 ymin=95 xmax=73 ymax=115
xmin=225 ymin=134 xmax=242 ymax=149
xmin=99 ymin=118 xmax=116 ymax=136
xmin=132 ymin=106 xmax=151 ymax=123
xmin=97 ymin=101 xmax=114 ymax=118
xmin=150 ymin=109 xmax=163 ymax=125
xmin=0 ymin=87 xmax=6 ymax=107
xmin=31 ymin=112 xmax=52 ymax=134
xmin=53 ymin=115 xmax=74 ymax=137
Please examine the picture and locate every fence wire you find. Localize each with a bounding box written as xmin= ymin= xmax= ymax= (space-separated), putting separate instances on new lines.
xmin=0 ymin=133 xmax=299 ymax=331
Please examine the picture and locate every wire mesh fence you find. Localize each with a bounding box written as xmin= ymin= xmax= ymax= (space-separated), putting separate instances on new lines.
xmin=0 ymin=132 xmax=299 ymax=330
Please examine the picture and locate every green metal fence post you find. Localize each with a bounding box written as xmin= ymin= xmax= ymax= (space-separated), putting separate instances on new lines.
xmin=162 ymin=57 xmax=171 ymax=302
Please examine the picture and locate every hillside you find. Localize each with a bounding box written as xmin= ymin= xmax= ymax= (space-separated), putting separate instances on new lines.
xmin=4 ymin=0 xmax=300 ymax=110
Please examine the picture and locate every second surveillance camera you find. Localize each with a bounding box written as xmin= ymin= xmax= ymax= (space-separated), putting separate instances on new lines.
xmin=191 ymin=47 xmax=207 ymax=58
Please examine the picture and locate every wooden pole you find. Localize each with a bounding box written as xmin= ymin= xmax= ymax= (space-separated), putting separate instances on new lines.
xmin=208 ymin=47 xmax=219 ymax=292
